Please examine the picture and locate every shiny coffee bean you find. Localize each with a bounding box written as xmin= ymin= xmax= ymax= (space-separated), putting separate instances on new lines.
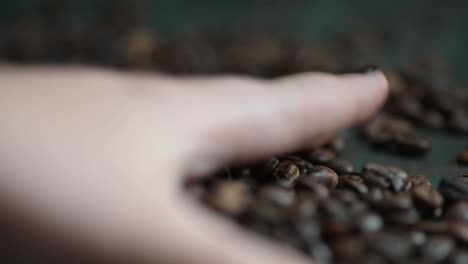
xmin=339 ymin=174 xmax=369 ymax=195
xmin=308 ymin=148 xmax=336 ymax=164
xmin=273 ymin=160 xmax=301 ymax=188
xmin=301 ymin=165 xmax=339 ymax=189
xmin=421 ymin=235 xmax=455 ymax=262
xmin=445 ymin=202 xmax=468 ymax=223
xmin=393 ymin=131 xmax=432 ymax=156
xmin=325 ymin=158 xmax=355 ymax=175
xmin=363 ymin=163 xmax=409 ymax=192
xmin=207 ymin=180 xmax=251 ymax=215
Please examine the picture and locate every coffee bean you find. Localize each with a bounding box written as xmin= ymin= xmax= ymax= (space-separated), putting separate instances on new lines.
xmin=420 ymin=235 xmax=455 ymax=262
xmin=330 ymin=236 xmax=365 ymax=260
xmin=393 ymin=131 xmax=432 ymax=156
xmin=301 ymin=166 xmax=339 ymax=189
xmin=257 ymin=185 xmax=295 ymax=208
xmin=363 ymin=163 xmax=409 ymax=192
xmin=357 ymin=212 xmax=383 ymax=233
xmin=449 ymin=249 xmax=468 ymax=264
xmin=445 ymin=202 xmax=468 ymax=223
xmin=439 ymin=176 xmax=468 ymax=203
xmin=308 ymin=148 xmax=336 ymax=164
xmin=273 ymin=160 xmax=301 ymax=188
xmin=412 ymin=186 xmax=444 ymax=215
xmin=325 ymin=159 xmax=355 ymax=175
xmin=409 ymin=230 xmax=427 ymax=246
xmin=368 ymin=232 xmax=412 ymax=260
xmin=296 ymin=180 xmax=330 ymax=200
xmin=409 ymin=175 xmax=432 ymax=188
xmin=207 ymin=180 xmax=251 ymax=215
xmin=421 ymin=109 xmax=445 ymax=129
xmin=456 ymin=149 xmax=468 ymax=165
xmin=339 ymin=174 xmax=369 ymax=195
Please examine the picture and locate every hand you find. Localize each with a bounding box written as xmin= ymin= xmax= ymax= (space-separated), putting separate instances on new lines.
xmin=0 ymin=65 xmax=387 ymax=263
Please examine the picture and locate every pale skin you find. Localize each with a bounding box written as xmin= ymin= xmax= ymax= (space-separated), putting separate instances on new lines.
xmin=0 ymin=65 xmax=388 ymax=263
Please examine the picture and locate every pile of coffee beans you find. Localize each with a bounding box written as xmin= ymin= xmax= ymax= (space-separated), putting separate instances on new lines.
xmin=2 ymin=3 xmax=468 ymax=262
xmin=188 ymin=144 xmax=468 ymax=264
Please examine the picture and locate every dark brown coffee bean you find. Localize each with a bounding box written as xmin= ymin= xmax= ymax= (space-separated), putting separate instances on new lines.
xmin=456 ymin=149 xmax=468 ymax=165
xmin=363 ymin=163 xmax=409 ymax=192
xmin=379 ymin=193 xmax=413 ymax=211
xmin=368 ymin=232 xmax=412 ymax=260
xmin=273 ymin=160 xmax=301 ymax=188
xmin=386 ymin=208 xmax=420 ymax=226
xmin=420 ymin=235 xmax=455 ymax=262
xmin=357 ymin=212 xmax=383 ymax=233
xmin=296 ymin=180 xmax=330 ymax=200
xmin=408 ymin=175 xmax=432 ymax=188
xmin=308 ymin=148 xmax=336 ymax=164
xmin=412 ymin=186 xmax=444 ymax=214
xmin=421 ymin=109 xmax=445 ymax=129
xmin=394 ymin=96 xmax=424 ymax=121
xmin=447 ymin=110 xmax=468 ymax=133
xmin=304 ymin=242 xmax=332 ymax=264
xmin=409 ymin=230 xmax=427 ymax=247
xmin=325 ymin=159 xmax=355 ymax=175
xmin=447 ymin=222 xmax=468 ymax=243
xmin=393 ymin=131 xmax=432 ymax=156
xmin=291 ymin=194 xmax=318 ymax=219
xmin=300 ymin=165 xmax=339 ymax=189
xmin=207 ymin=180 xmax=251 ymax=215
xmin=417 ymin=220 xmax=449 ymax=233
xmin=325 ymin=136 xmax=347 ymax=153
xmin=445 ymin=202 xmax=468 ymax=223
xmin=257 ymin=185 xmax=295 ymax=208
xmin=339 ymin=174 xmax=369 ymax=195
xmin=294 ymin=219 xmax=320 ymax=243
xmin=438 ymin=175 xmax=468 ymax=203
xmin=449 ymin=249 xmax=468 ymax=264
xmin=330 ymin=236 xmax=365 ymax=260
xmin=459 ymin=174 xmax=468 ymax=184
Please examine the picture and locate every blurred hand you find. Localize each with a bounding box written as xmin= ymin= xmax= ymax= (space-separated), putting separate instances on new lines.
xmin=0 ymin=65 xmax=387 ymax=263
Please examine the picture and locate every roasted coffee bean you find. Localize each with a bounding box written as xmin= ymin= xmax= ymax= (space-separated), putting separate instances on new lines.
xmin=393 ymin=131 xmax=432 ymax=156
xmin=325 ymin=137 xmax=346 ymax=153
xmin=408 ymin=175 xmax=432 ymax=188
xmin=339 ymin=174 xmax=369 ymax=195
xmin=449 ymin=249 xmax=468 ymax=264
xmin=448 ymin=222 xmax=468 ymax=243
xmin=363 ymin=163 xmax=409 ymax=192
xmin=439 ymin=176 xmax=468 ymax=203
xmin=325 ymin=159 xmax=355 ymax=175
xmin=308 ymin=148 xmax=336 ymax=164
xmin=304 ymin=242 xmax=332 ymax=264
xmin=394 ymin=96 xmax=424 ymax=121
xmin=447 ymin=110 xmax=468 ymax=133
xmin=356 ymin=212 xmax=383 ymax=233
xmin=421 ymin=109 xmax=445 ymax=129
xmin=206 ymin=180 xmax=251 ymax=215
xmin=368 ymin=232 xmax=412 ymax=261
xmin=330 ymin=236 xmax=365 ymax=260
xmin=417 ymin=220 xmax=449 ymax=233
xmin=456 ymin=149 xmax=468 ymax=165
xmin=301 ymin=166 xmax=339 ymax=189
xmin=296 ymin=180 xmax=330 ymax=200
xmin=445 ymin=202 xmax=468 ymax=223
xmin=386 ymin=208 xmax=420 ymax=226
xmin=420 ymin=235 xmax=455 ymax=262
xmin=409 ymin=230 xmax=427 ymax=247
xmin=378 ymin=193 xmax=413 ymax=211
xmin=412 ymin=186 xmax=444 ymax=215
xmin=257 ymin=185 xmax=295 ymax=208
xmin=273 ymin=160 xmax=301 ymax=188
xmin=291 ymin=194 xmax=318 ymax=219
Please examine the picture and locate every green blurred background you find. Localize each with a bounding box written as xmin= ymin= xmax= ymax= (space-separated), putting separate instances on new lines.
xmin=1 ymin=0 xmax=467 ymax=184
